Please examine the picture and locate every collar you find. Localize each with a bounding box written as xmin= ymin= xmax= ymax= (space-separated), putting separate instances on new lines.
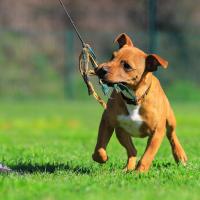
xmin=120 ymin=83 xmax=151 ymax=105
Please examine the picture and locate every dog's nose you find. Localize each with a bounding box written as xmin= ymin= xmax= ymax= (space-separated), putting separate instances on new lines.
xmin=97 ymin=67 xmax=108 ymax=79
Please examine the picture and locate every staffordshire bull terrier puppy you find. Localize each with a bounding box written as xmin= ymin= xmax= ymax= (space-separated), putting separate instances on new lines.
xmin=92 ymin=33 xmax=187 ymax=172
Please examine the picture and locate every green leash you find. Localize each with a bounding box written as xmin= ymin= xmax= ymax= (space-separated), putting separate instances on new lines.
xmin=58 ymin=0 xmax=136 ymax=108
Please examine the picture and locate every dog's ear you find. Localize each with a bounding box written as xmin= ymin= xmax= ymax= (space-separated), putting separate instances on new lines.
xmin=114 ymin=33 xmax=134 ymax=48
xmin=146 ymin=54 xmax=168 ymax=72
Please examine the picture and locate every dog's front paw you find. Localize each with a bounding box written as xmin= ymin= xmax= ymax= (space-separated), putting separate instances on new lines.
xmin=123 ymin=157 xmax=137 ymax=172
xmin=92 ymin=148 xmax=108 ymax=164
xmin=123 ymin=166 xmax=135 ymax=173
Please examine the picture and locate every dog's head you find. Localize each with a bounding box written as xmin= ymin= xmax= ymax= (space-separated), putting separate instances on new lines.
xmin=96 ymin=33 xmax=168 ymax=87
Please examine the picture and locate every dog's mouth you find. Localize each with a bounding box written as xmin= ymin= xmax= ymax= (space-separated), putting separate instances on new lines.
xmin=101 ymin=80 xmax=115 ymax=87
xmin=100 ymin=79 xmax=113 ymax=86
xmin=101 ymin=79 xmax=129 ymax=87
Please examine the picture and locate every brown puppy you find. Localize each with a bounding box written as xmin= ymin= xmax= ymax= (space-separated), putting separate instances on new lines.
xmin=92 ymin=33 xmax=187 ymax=172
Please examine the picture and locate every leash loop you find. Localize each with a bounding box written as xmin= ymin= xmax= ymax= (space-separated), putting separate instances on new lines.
xmin=79 ymin=44 xmax=108 ymax=109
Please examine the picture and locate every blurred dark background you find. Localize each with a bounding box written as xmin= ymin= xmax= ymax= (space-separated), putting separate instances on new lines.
xmin=0 ymin=0 xmax=199 ymax=101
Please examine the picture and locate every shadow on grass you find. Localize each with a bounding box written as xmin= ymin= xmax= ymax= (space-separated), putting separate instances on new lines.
xmin=10 ymin=163 xmax=92 ymax=175
xmin=7 ymin=161 xmax=176 ymax=175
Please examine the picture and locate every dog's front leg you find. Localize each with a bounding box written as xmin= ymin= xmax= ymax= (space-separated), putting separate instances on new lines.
xmin=92 ymin=111 xmax=114 ymax=163
xmin=136 ymin=127 xmax=165 ymax=172
xmin=115 ymin=127 xmax=137 ymax=171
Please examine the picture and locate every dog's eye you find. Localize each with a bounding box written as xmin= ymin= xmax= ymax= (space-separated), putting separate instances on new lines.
xmin=121 ymin=61 xmax=133 ymax=72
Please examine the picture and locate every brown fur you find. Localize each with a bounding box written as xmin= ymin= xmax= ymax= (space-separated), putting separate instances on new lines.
xmin=92 ymin=33 xmax=187 ymax=172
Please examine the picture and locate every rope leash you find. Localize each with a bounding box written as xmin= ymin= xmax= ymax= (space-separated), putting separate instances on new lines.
xmin=58 ymin=0 xmax=110 ymax=108
xmin=79 ymin=44 xmax=108 ymax=109
xmin=58 ymin=0 xmax=136 ymax=109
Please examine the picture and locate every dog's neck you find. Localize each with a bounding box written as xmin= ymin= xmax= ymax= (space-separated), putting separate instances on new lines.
xmin=134 ymin=72 xmax=152 ymax=97
xmin=122 ymin=72 xmax=153 ymax=105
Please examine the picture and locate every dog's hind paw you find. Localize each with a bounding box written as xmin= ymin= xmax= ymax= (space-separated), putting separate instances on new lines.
xmin=173 ymin=148 xmax=188 ymax=166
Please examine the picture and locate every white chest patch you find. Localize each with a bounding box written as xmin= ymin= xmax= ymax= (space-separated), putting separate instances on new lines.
xmin=117 ymin=104 xmax=143 ymax=137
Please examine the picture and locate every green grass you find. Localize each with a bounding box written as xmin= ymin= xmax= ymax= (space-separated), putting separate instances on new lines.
xmin=0 ymin=100 xmax=200 ymax=200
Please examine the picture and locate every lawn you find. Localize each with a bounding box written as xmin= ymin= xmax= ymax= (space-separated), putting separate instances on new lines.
xmin=0 ymin=100 xmax=200 ymax=200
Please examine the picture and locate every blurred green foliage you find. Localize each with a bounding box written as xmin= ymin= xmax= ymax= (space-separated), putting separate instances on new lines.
xmin=165 ymin=81 xmax=200 ymax=101
xmin=0 ymin=31 xmax=65 ymax=99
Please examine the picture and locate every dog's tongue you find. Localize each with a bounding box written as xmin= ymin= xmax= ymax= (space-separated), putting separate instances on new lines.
xmin=0 ymin=163 xmax=11 ymax=173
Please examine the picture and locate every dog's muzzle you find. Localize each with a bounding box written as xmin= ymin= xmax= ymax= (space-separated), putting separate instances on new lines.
xmin=96 ymin=67 xmax=108 ymax=79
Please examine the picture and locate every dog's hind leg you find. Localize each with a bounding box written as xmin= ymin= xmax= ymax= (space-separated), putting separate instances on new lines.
xmin=92 ymin=111 xmax=114 ymax=164
xmin=166 ymin=108 xmax=187 ymax=165
xmin=115 ymin=127 xmax=137 ymax=171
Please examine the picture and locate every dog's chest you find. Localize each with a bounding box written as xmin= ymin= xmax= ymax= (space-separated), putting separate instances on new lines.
xmin=117 ymin=104 xmax=143 ymax=137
